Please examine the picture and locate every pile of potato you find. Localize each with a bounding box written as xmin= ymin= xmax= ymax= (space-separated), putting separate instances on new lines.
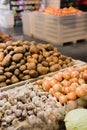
xmin=0 ymin=83 xmax=65 ymax=130
xmin=0 ymin=33 xmax=13 ymax=43
xmin=0 ymin=40 xmax=74 ymax=87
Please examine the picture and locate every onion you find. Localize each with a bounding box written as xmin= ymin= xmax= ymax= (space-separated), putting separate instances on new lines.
xmin=66 ymin=100 xmax=77 ymax=111
xmin=42 ymin=80 xmax=51 ymax=91
xmin=63 ymin=71 xmax=71 ymax=80
xmin=71 ymin=71 xmax=79 ymax=78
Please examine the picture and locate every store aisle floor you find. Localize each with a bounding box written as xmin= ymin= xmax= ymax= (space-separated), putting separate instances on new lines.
xmin=1 ymin=26 xmax=87 ymax=62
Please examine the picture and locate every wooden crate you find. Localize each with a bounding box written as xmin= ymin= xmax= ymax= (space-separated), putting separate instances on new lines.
xmin=22 ymin=12 xmax=33 ymax=37
xmin=32 ymin=12 xmax=46 ymax=40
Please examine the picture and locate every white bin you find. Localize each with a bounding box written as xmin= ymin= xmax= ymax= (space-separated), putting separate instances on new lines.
xmin=0 ymin=11 xmax=14 ymax=28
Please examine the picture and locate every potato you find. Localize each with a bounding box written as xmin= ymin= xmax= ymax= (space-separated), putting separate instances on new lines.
xmin=42 ymin=61 xmax=49 ymax=67
xmin=0 ymin=66 xmax=4 ymax=70
xmin=11 ymin=75 xmax=19 ymax=84
xmin=24 ymin=52 xmax=30 ymax=57
xmin=46 ymin=57 xmax=53 ymax=63
xmin=10 ymin=64 xmax=16 ymax=71
xmin=11 ymin=61 xmax=16 ymax=65
xmin=6 ymin=46 xmax=14 ymax=51
xmin=12 ymin=41 xmax=22 ymax=46
xmin=30 ymin=45 xmax=38 ymax=54
xmin=67 ymin=62 xmax=74 ymax=67
xmin=50 ymin=64 xmax=61 ymax=72
xmin=37 ymin=66 xmax=49 ymax=75
xmin=58 ymin=60 xmax=63 ymax=66
xmin=20 ymin=65 xmax=26 ymax=71
xmin=0 ymin=75 xmax=6 ymax=82
xmin=6 ymin=41 xmax=12 ymax=46
xmin=29 ymin=70 xmax=38 ymax=78
xmin=23 ymin=70 xmax=29 ymax=75
xmin=14 ymin=69 xmax=20 ymax=76
xmin=19 ymin=73 xmax=24 ymax=80
xmin=22 ymin=75 xmax=30 ymax=80
xmin=12 ymin=53 xmax=23 ymax=62
xmin=46 ymin=44 xmax=54 ymax=51
xmin=53 ymin=52 xmax=60 ymax=57
xmin=27 ymin=57 xmax=37 ymax=64
xmin=0 ymin=52 xmax=4 ymax=62
xmin=20 ymin=59 xmax=25 ymax=65
xmin=52 ymin=56 xmax=58 ymax=63
xmin=0 ymin=69 xmax=4 ymax=75
xmin=4 ymin=49 xmax=8 ymax=55
xmin=49 ymin=62 xmax=55 ymax=66
xmin=32 ymin=54 xmax=38 ymax=60
xmin=4 ymin=72 xmax=12 ymax=78
xmin=43 ymin=51 xmax=50 ymax=58
xmin=38 ymin=55 xmax=44 ymax=63
xmin=2 ymin=54 xmax=11 ymax=67
xmin=0 ymin=43 xmax=6 ymax=49
xmin=9 ymin=51 xmax=14 ymax=56
xmin=0 ymin=82 xmax=6 ymax=87
xmin=14 ymin=47 xmax=26 ymax=53
xmin=62 ymin=64 xmax=67 ymax=69
xmin=17 ymin=63 xmax=21 ymax=68
xmin=6 ymin=79 xmax=11 ymax=85
xmin=26 ymin=63 xmax=36 ymax=70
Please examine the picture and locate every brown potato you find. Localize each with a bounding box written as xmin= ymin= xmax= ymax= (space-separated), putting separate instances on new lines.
xmin=14 ymin=47 xmax=26 ymax=53
xmin=42 ymin=61 xmax=49 ymax=67
xmin=27 ymin=57 xmax=37 ymax=64
xmin=0 ymin=75 xmax=6 ymax=82
xmin=0 ymin=82 xmax=6 ymax=87
xmin=12 ymin=53 xmax=23 ymax=62
xmin=11 ymin=75 xmax=19 ymax=84
xmin=19 ymin=73 xmax=24 ymax=80
xmin=52 ymin=56 xmax=58 ymax=63
xmin=49 ymin=62 xmax=55 ymax=66
xmin=29 ymin=70 xmax=38 ymax=78
xmin=9 ymin=65 xmax=16 ymax=71
xmin=32 ymin=54 xmax=38 ymax=59
xmin=30 ymin=45 xmax=38 ymax=54
xmin=43 ymin=51 xmax=50 ymax=58
xmin=0 ymin=43 xmax=6 ymax=49
xmin=26 ymin=63 xmax=36 ymax=70
xmin=20 ymin=59 xmax=25 ymax=65
xmin=2 ymin=54 xmax=11 ymax=67
xmin=0 ymin=69 xmax=4 ymax=75
xmin=20 ymin=65 xmax=26 ymax=71
xmin=38 ymin=55 xmax=44 ymax=63
xmin=0 ymin=52 xmax=4 ymax=62
xmin=50 ymin=64 xmax=61 ymax=72
xmin=23 ymin=70 xmax=29 ymax=75
xmin=14 ymin=69 xmax=20 ymax=76
xmin=37 ymin=66 xmax=49 ymax=75
xmin=22 ymin=75 xmax=30 ymax=80
xmin=4 ymin=72 xmax=12 ymax=78
xmin=6 ymin=79 xmax=11 ymax=85
xmin=6 ymin=46 xmax=14 ymax=51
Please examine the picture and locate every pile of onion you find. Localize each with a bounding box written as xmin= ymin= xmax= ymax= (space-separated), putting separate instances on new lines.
xmin=37 ymin=65 xmax=87 ymax=105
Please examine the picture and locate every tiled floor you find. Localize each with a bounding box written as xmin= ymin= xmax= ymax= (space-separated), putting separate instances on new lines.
xmin=1 ymin=26 xmax=87 ymax=62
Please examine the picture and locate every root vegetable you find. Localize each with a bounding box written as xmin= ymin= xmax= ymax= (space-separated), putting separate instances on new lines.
xmin=2 ymin=54 xmax=11 ymax=67
xmin=12 ymin=53 xmax=23 ymax=62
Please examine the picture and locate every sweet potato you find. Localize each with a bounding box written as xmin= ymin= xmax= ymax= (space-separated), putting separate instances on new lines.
xmin=2 ymin=54 xmax=11 ymax=67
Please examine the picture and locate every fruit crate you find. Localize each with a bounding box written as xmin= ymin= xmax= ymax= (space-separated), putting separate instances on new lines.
xmin=30 ymin=12 xmax=87 ymax=45
xmin=32 ymin=12 xmax=46 ymax=40
xmin=22 ymin=12 xmax=33 ymax=37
